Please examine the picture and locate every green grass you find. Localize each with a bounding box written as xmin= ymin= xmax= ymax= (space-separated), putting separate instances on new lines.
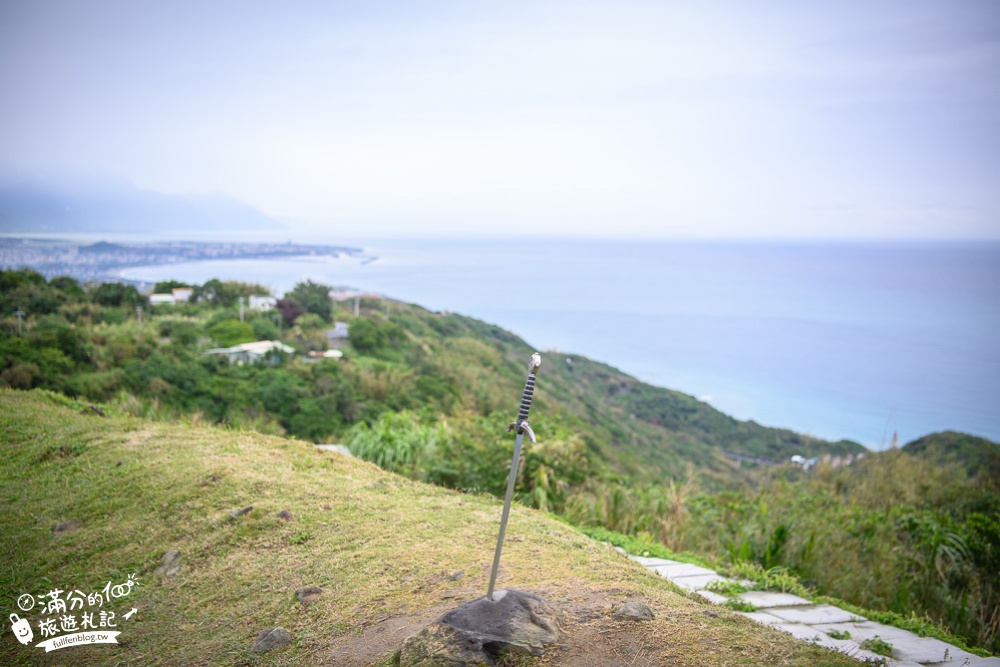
xmin=860 ymin=636 xmax=894 ymax=657
xmin=576 ymin=523 xmax=992 ymax=658
xmin=724 ymin=598 xmax=757 ymax=612
xmin=0 ymin=389 xmax=864 ymax=666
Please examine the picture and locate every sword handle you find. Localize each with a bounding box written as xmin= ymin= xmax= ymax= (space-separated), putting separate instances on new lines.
xmin=516 ymin=353 xmax=541 ymax=423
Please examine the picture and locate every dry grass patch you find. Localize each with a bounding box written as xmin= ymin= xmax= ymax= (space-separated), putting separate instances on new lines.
xmin=1 ymin=389 xmax=861 ymax=666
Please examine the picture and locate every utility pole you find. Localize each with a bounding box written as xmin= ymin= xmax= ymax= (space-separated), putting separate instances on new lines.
xmin=239 ymin=296 xmax=245 ymax=322
xmin=14 ymin=308 xmax=24 ymax=336
xmin=354 ymin=295 xmax=360 ymax=317
xmin=136 ymin=306 xmax=143 ymax=326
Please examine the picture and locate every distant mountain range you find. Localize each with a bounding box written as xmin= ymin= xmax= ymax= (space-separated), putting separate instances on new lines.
xmin=0 ymin=171 xmax=282 ymax=233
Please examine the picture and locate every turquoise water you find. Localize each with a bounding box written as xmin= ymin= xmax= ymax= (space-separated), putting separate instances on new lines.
xmin=121 ymin=238 xmax=1000 ymax=448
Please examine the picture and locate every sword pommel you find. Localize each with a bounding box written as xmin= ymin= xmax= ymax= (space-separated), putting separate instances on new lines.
xmin=527 ymin=352 xmax=541 ymax=375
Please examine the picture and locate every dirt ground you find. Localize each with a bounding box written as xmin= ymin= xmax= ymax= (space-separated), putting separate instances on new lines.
xmin=317 ymin=583 xmax=851 ymax=667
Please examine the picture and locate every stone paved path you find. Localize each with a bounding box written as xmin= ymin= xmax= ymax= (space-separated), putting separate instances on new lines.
xmin=631 ymin=556 xmax=999 ymax=666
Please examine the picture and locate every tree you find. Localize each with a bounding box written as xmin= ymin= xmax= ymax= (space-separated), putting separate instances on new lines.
xmin=0 ymin=270 xmax=74 ymax=316
xmin=208 ymin=320 xmax=256 ymax=347
xmin=276 ymin=298 xmax=305 ymax=326
xmin=49 ymin=276 xmax=86 ymax=299
xmin=193 ymin=279 xmax=269 ymax=307
xmin=91 ymin=282 xmax=140 ymax=308
xmin=348 ymin=317 xmax=386 ymax=353
xmin=251 ymin=317 xmax=280 ymax=341
xmin=286 ymin=280 xmax=333 ymax=322
xmin=153 ymin=279 xmax=193 ymax=294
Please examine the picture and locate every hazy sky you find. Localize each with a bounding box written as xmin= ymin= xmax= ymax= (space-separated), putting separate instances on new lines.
xmin=1 ymin=0 xmax=998 ymax=239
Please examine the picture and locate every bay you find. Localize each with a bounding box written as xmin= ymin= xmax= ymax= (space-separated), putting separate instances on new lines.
xmin=120 ymin=237 xmax=1000 ymax=448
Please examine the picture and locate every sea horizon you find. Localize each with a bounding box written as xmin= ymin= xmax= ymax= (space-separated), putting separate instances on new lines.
xmin=4 ymin=232 xmax=997 ymax=449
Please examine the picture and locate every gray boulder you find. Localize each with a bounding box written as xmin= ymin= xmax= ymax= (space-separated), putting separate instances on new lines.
xmin=154 ymin=550 xmax=182 ymax=577
xmin=613 ymin=600 xmax=654 ymax=621
xmin=398 ymin=589 xmax=558 ymax=666
xmin=250 ymin=627 xmax=292 ymax=653
xmin=296 ymin=585 xmax=324 ymax=604
xmin=51 ymin=520 xmax=82 ymax=535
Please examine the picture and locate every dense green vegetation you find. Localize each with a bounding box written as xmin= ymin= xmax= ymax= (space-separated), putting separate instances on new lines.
xmin=0 ymin=268 xmax=859 ymax=486
xmin=2 ymin=268 xmax=997 ymax=654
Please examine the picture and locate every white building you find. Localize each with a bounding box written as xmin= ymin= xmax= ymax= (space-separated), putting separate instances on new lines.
xmin=248 ymin=294 xmax=277 ymax=310
xmin=148 ymin=287 xmax=194 ymax=305
xmin=203 ymin=340 xmax=294 ymax=365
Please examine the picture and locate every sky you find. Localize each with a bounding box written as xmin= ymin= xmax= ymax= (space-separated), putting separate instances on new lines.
xmin=1 ymin=0 xmax=998 ymax=239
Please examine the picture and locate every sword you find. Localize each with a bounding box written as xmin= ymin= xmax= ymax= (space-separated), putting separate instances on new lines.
xmin=487 ymin=352 xmax=541 ymax=601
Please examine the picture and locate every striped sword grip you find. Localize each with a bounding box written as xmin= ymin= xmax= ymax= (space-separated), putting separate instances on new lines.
xmin=517 ymin=373 xmax=536 ymax=422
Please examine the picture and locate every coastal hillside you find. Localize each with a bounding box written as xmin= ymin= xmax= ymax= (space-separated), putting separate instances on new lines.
xmin=0 ymin=389 xmax=862 ymax=666
xmin=3 ymin=273 xmax=998 ymax=654
xmin=0 ymin=269 xmax=863 ymax=492
xmin=902 ymin=431 xmax=1000 ymax=483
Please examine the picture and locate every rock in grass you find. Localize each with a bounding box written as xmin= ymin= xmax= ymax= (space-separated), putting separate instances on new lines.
xmin=449 ymin=570 xmax=465 ymax=581
xmin=614 ymin=600 xmax=654 ymax=621
xmin=397 ymin=623 xmax=493 ymax=667
xmin=398 ymin=589 xmax=558 ymax=666
xmin=155 ymin=549 xmax=182 ymax=577
xmin=276 ymin=509 xmax=294 ymax=521
xmin=51 ymin=520 xmax=82 ymax=535
xmin=230 ymin=505 xmax=254 ymax=518
xmin=249 ymin=627 xmax=292 ymax=653
xmin=296 ymin=585 xmax=323 ymax=604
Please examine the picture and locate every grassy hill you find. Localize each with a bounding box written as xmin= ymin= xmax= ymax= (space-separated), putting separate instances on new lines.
xmin=358 ymin=305 xmax=866 ymax=486
xmin=0 ymin=389 xmax=865 ymax=666
xmin=902 ymin=431 xmax=1000 ymax=484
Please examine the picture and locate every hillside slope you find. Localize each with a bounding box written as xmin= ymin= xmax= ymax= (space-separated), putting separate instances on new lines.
xmin=902 ymin=431 xmax=1000 ymax=483
xmin=360 ymin=307 xmax=866 ymax=487
xmin=0 ymin=269 xmax=866 ymax=492
xmin=0 ymin=389 xmax=861 ymax=666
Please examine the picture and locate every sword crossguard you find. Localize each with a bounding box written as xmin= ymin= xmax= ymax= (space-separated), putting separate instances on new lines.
xmin=506 ymin=419 xmax=536 ymax=443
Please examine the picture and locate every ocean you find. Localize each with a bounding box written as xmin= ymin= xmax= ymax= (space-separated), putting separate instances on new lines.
xmin=118 ymin=237 xmax=1000 ymax=449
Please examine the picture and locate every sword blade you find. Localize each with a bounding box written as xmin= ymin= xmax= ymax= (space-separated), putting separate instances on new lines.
xmin=487 ymin=429 xmax=524 ymax=601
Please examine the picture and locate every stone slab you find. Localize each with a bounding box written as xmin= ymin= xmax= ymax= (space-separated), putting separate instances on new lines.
xmin=841 ymin=647 xmax=894 ymax=663
xmin=667 ymin=573 xmax=727 ymax=591
xmin=771 ymin=623 xmax=829 ymax=642
xmin=949 ymin=658 xmax=1000 ymax=667
xmin=764 ymin=604 xmax=860 ymax=625
xmin=694 ymin=590 xmax=728 ymax=605
xmin=812 ymin=621 xmax=915 ymax=642
xmin=890 ymin=636 xmax=975 ymax=664
xmin=737 ymin=591 xmax=812 ymax=608
xmin=736 ymin=611 xmax=785 ymax=625
xmin=650 ymin=562 xmax=718 ymax=578
xmin=630 ymin=556 xmax=678 ymax=568
xmin=809 ymin=636 xmax=860 ymax=652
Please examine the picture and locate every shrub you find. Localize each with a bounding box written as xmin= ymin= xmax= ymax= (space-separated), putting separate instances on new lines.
xmin=208 ymin=320 xmax=255 ymax=347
